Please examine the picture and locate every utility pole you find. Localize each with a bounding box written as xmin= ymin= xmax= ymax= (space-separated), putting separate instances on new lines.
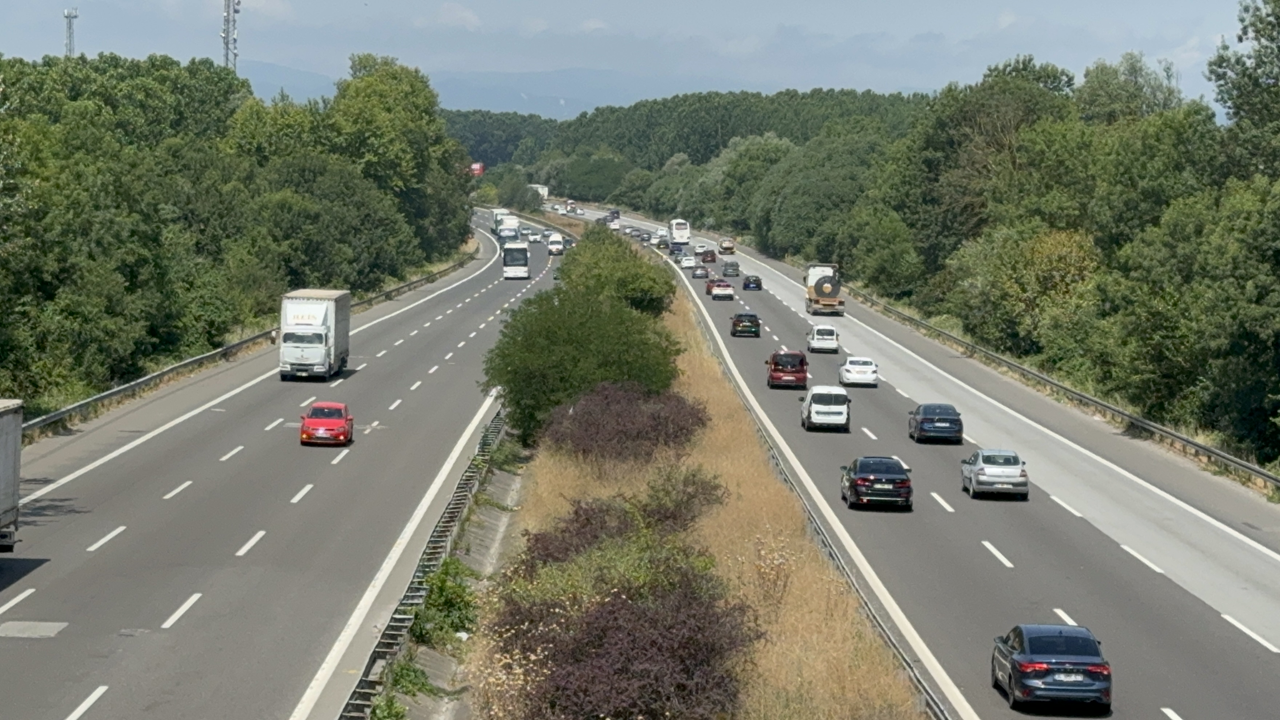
xmin=221 ymin=0 xmax=242 ymax=72
xmin=63 ymin=8 xmax=78 ymax=58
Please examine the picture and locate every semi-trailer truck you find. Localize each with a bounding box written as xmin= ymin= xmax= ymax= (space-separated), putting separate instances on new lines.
xmin=276 ymin=289 xmax=351 ymax=380
xmin=0 ymin=400 xmax=20 ymax=553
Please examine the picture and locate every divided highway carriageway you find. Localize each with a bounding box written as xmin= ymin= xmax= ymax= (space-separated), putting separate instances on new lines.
xmin=0 ymin=210 xmax=557 ymax=720
xmin=588 ymin=207 xmax=1280 ymax=720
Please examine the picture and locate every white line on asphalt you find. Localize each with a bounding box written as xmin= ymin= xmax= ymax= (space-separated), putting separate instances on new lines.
xmin=466 ymin=298 xmax=472 ymax=302
xmin=370 ymin=421 xmax=379 ymax=427
xmin=410 ymin=330 xmax=418 ymax=336
xmin=356 ymin=363 xmax=367 ymax=371
xmin=1161 ymin=709 xmax=1185 ymax=720
xmin=764 ymin=326 xmax=771 ymax=332
xmin=1121 ymin=544 xmax=1165 ymax=574
xmin=265 ymin=418 xmax=283 ymax=431
xmin=389 ymin=399 xmax=402 ymax=410
xmin=287 ymin=389 xmax=499 ymax=720
xmin=219 ymin=446 xmax=244 ymax=462
xmin=329 ymin=378 xmax=344 ymax=388
xmin=429 ymin=366 xmax=438 ymax=374
xmin=291 ymin=485 xmax=314 ymax=504
xmin=394 ymin=339 xmax=404 ymax=346
xmin=235 ymin=530 xmax=266 ymax=557
xmin=300 ymin=397 xmax=316 ymax=407
xmin=457 ymin=341 xmax=466 ymax=347
xmin=444 ymin=352 xmax=453 ymax=360
xmin=435 ymin=315 xmax=442 ymax=321
xmin=982 ymin=541 xmax=1015 ymax=568
xmin=930 ymin=493 xmax=955 ymax=513
xmin=469 ymin=331 xmax=477 ymax=338
xmin=1050 ymin=495 xmax=1084 ymax=517
xmin=446 ymin=309 xmax=453 ymax=314
xmin=410 ymin=381 xmax=422 ymax=391
xmin=895 ymin=388 xmax=909 ymax=398
xmin=331 ymin=449 xmax=350 ymax=465
xmin=1223 ymin=614 xmax=1280 ymax=652
xmin=65 ymin=686 xmax=109 ymax=720
xmin=962 ymin=433 xmax=975 ymax=444
xmin=0 ymin=588 xmax=36 ymax=617
xmin=780 ymin=344 xmax=788 ymax=351
xmin=86 ymin=525 xmax=127 ymax=552
xmin=161 ymin=593 xmax=202 ymax=629
xmin=163 ymin=481 xmax=193 ymax=500
xmin=376 ymin=350 xmax=387 ymax=357
xmin=1053 ymin=608 xmax=1077 ymax=626
xmin=861 ymin=427 xmax=877 ymax=440
xmin=423 ymin=322 xmax=431 ymax=328
xmin=456 ymin=303 xmax=463 ymax=308
xmin=487 ymin=315 xmax=494 ymax=321
xmin=772 ymin=335 xmax=779 ymax=341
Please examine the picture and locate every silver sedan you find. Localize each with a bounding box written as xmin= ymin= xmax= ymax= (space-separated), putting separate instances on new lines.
xmin=961 ymin=449 xmax=1029 ymax=500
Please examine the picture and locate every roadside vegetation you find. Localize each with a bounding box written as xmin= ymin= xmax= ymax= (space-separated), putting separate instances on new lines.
xmin=451 ymin=1 xmax=1280 ymax=470
xmin=0 ymin=53 xmax=472 ymax=416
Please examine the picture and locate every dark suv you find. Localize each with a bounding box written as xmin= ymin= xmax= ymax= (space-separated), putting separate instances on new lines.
xmin=765 ymin=351 xmax=808 ymax=389
xmin=840 ymin=456 xmax=913 ymax=510
xmin=730 ymin=313 xmax=761 ymax=337
xmin=722 ymin=261 xmax=740 ymax=277
xmin=908 ymin=403 xmax=964 ymax=443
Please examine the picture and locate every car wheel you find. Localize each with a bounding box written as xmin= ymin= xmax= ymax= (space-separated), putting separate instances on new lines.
xmin=843 ymin=422 xmax=851 ymax=433
xmin=991 ymin=661 xmax=999 ymax=689
xmin=1006 ymin=680 xmax=1020 ymax=710
xmin=845 ymin=491 xmax=856 ymax=509
xmin=801 ymin=414 xmax=809 ymax=431
xmin=904 ymin=501 xmax=914 ymax=512
xmin=963 ymin=476 xmax=971 ymax=496
xmin=908 ymin=427 xmax=916 ymax=442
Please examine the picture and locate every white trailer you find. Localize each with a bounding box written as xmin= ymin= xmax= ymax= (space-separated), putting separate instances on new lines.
xmin=0 ymin=400 xmax=20 ymax=553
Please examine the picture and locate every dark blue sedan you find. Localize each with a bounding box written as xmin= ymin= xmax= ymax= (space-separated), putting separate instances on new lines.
xmin=992 ymin=624 xmax=1111 ymax=711
xmin=742 ymin=275 xmax=762 ymax=290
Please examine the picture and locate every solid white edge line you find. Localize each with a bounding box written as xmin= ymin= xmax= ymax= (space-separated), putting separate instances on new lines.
xmin=161 ymin=593 xmax=202 ymax=629
xmin=1161 ymin=710 xmax=1184 ymax=720
xmin=330 ymin=449 xmax=350 ymax=465
xmin=163 ymin=481 xmax=193 ymax=499
xmin=1053 ymin=608 xmax=1077 ymax=626
xmin=667 ymin=261 xmax=982 ymax=720
xmin=65 ymin=686 xmax=109 ymax=720
xmin=1222 ymin=614 xmax=1280 ymax=652
xmin=982 ymin=540 xmax=1015 ymax=568
xmin=1050 ymin=495 xmax=1084 ymax=517
xmin=0 ymin=588 xmax=35 ymax=616
xmin=265 ymin=418 xmax=284 ymax=431
xmin=291 ymin=484 xmax=314 ymax=504
xmin=86 ymin=525 xmax=127 ymax=552
xmin=287 ymin=389 xmax=498 ymax=720
xmin=930 ymin=492 xmax=955 ymax=513
xmin=1120 ymin=544 xmax=1166 ymax=574
xmin=235 ymin=530 xmax=266 ymax=557
xmin=219 ymin=445 xmax=244 ymax=462
xmin=737 ymin=246 xmax=1280 ymax=569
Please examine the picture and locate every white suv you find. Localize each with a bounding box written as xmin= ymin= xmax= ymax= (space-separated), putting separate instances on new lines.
xmin=799 ymin=385 xmax=850 ymax=432
xmin=806 ymin=325 xmax=840 ymax=353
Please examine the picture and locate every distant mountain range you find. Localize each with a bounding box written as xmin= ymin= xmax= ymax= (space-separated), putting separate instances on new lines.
xmin=238 ymin=60 xmax=766 ymax=120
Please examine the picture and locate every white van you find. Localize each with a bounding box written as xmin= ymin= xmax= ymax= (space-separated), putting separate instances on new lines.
xmin=806 ymin=325 xmax=840 ymax=353
xmin=799 ymin=386 xmax=851 ymax=432
xmin=547 ymin=235 xmax=565 ymax=256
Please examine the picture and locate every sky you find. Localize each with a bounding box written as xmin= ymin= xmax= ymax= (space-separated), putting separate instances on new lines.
xmin=0 ymin=0 xmax=1244 ymax=117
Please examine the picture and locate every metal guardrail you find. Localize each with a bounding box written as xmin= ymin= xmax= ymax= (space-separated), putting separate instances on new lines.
xmin=20 ymin=250 xmax=480 ymax=436
xmin=340 ymin=411 xmax=506 ymax=719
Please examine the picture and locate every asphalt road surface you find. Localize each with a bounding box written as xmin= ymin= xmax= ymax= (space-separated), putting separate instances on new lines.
xmin=593 ymin=208 xmax=1280 ymax=720
xmin=0 ymin=212 xmax=557 ymax=720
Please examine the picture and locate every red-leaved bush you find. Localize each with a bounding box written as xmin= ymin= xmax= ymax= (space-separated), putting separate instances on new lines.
xmin=541 ymin=381 xmax=709 ymax=461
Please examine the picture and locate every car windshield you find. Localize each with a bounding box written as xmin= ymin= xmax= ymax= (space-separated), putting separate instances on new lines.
xmin=1027 ymin=634 xmax=1100 ymax=657
xmin=283 ymin=332 xmax=324 ymax=345
xmin=982 ymin=453 xmax=1020 ymax=466
xmin=923 ymin=405 xmax=958 ymax=417
xmin=773 ymin=354 xmax=804 ymax=369
xmin=816 ymin=328 xmax=836 ymax=337
xmin=307 ymin=407 xmax=344 ymax=419
xmin=858 ymin=459 xmax=904 ymax=475
xmin=846 ymin=359 xmax=874 ymax=366
xmin=811 ymin=393 xmax=846 ymax=406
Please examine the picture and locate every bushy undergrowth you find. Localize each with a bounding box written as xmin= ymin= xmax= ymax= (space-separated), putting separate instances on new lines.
xmin=410 ymin=557 xmax=477 ymax=652
xmin=541 ymin=381 xmax=709 ymax=461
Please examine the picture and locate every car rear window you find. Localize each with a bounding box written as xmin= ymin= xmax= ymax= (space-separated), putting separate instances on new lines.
xmin=816 ymin=328 xmax=836 ymax=337
xmin=735 ymin=314 xmax=757 ymax=321
xmin=308 ymin=407 xmax=344 ymax=419
xmin=982 ymin=453 xmax=1020 ymax=466
xmin=846 ymin=359 xmax=874 ymax=366
xmin=923 ymin=404 xmax=958 ymax=417
xmin=811 ymin=393 xmax=846 ymax=406
xmin=773 ymin=354 xmax=804 ymax=369
xmin=1027 ymin=635 xmax=1100 ymax=657
xmin=857 ymin=459 xmax=904 ymax=475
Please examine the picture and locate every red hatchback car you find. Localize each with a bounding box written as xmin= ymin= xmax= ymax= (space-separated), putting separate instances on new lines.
xmin=765 ymin=351 xmax=808 ymax=389
xmin=300 ymin=401 xmax=354 ymax=446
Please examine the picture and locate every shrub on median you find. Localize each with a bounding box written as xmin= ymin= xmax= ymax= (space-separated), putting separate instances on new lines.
xmin=541 ymin=380 xmax=709 ymax=462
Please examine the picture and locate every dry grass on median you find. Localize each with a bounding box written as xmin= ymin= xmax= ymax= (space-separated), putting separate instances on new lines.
xmin=512 ymin=289 xmax=927 ymax=720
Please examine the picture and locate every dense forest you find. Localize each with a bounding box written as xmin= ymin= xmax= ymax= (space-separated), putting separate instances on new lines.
xmin=453 ymin=0 xmax=1280 ymax=467
xmin=0 ymin=52 xmax=472 ymax=415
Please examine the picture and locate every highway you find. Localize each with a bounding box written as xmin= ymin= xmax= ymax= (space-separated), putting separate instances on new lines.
xmin=0 ymin=213 xmax=557 ymax=720
xmin=591 ymin=209 xmax=1280 ymax=720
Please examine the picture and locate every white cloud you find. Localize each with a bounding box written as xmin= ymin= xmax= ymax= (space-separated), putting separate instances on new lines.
xmin=580 ymin=18 xmax=607 ymax=33
xmin=435 ymin=2 xmax=481 ymax=31
xmin=996 ymin=11 xmax=1016 ymax=30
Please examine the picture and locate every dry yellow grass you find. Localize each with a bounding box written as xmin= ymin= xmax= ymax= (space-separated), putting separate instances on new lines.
xmin=507 ymin=289 xmax=927 ymax=720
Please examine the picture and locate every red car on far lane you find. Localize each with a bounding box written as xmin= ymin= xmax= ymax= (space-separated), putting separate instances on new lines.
xmin=300 ymin=401 xmax=354 ymax=446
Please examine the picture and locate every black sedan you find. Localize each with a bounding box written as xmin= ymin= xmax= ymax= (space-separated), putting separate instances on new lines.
xmin=742 ymin=275 xmax=762 ymax=290
xmin=992 ymin=624 xmax=1111 ymax=711
xmin=840 ymin=456 xmax=913 ymax=510
xmin=907 ymin=403 xmax=963 ymax=444
xmin=692 ymin=266 xmax=709 ymax=279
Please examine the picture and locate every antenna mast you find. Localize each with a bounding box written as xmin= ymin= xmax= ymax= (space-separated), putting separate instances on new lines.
xmin=64 ymin=8 xmax=79 ymax=58
xmin=221 ymin=0 xmax=242 ymax=71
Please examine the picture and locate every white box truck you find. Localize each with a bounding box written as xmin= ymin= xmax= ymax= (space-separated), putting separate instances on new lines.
xmin=0 ymin=400 xmax=20 ymax=553
xmin=276 ymin=289 xmax=352 ymax=380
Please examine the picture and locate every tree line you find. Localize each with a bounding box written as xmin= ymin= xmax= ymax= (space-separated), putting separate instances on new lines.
xmin=456 ymin=0 xmax=1280 ymax=468
xmin=0 ymin=52 xmax=472 ymax=416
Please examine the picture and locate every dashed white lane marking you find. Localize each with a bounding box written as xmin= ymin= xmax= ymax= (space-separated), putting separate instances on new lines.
xmin=410 ymin=330 xmax=418 ymax=336
xmin=331 ymin=449 xmax=350 ymax=465
xmin=65 ymin=686 xmax=109 ymax=720
xmin=764 ymin=326 xmax=771 ymax=332
xmin=930 ymin=493 xmax=955 ymax=513
xmin=423 ymin=322 xmax=431 ymax=328
xmin=1223 ymin=614 xmax=1280 ymax=652
xmin=163 ymin=481 xmax=193 ymax=500
xmin=435 ymin=315 xmax=443 ymax=321
xmin=466 ymin=298 xmax=472 ymax=303
xmin=780 ymin=344 xmax=788 ymax=351
xmin=487 ymin=316 xmax=494 ymax=321
xmin=1121 ymin=544 xmax=1165 ymax=574
xmin=389 ymin=399 xmax=402 ymax=411
xmin=300 ymin=396 xmax=316 ymax=407
xmin=469 ymin=331 xmax=477 ymax=338
xmin=86 ymin=526 xmax=126 ymax=552
xmin=410 ymin=381 xmax=422 ymax=391
xmin=219 ymin=446 xmax=244 ymax=462
xmin=235 ymin=530 xmax=266 ymax=557
xmin=376 ymin=350 xmax=387 ymax=357
xmin=478 ymin=323 xmax=486 ymax=329
xmin=457 ymin=341 xmax=466 ymax=348
xmin=291 ymin=485 xmax=314 ymax=504
xmin=330 ymin=378 xmax=344 ymax=388
xmin=444 ymin=352 xmax=453 ymax=360
xmin=1161 ymin=710 xmax=1184 ymax=720
xmin=429 ymin=366 xmax=438 ymax=374
xmin=1053 ymin=608 xmax=1077 ymax=626
xmin=982 ymin=541 xmax=1015 ymax=568
xmin=161 ymin=593 xmax=202 ymax=629
xmin=861 ymin=427 xmax=877 ymax=440
xmin=265 ymin=418 xmax=283 ymax=431
xmin=1051 ymin=495 xmax=1084 ymax=517
xmin=0 ymin=588 xmax=35 ymax=617
xmin=446 ymin=309 xmax=454 ymax=314
xmin=772 ymin=335 xmax=780 ymax=341
xmin=356 ymin=363 xmax=367 ymax=371
xmin=456 ymin=303 xmax=463 ymax=308
xmin=394 ymin=339 xmax=404 ymax=346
